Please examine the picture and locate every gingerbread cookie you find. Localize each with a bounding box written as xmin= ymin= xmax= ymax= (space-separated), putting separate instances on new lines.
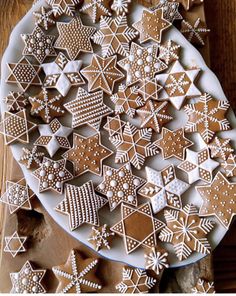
xmin=111 ymin=0 xmax=131 ymax=15
xmin=52 ymin=249 xmax=102 ymax=293
xmin=80 ymin=0 xmax=111 ymax=23
xmin=29 ymin=88 xmax=65 ymax=123
xmin=184 ymin=93 xmax=231 ymax=143
xmin=151 ymin=0 xmax=182 ymax=23
xmin=64 ymin=87 xmax=113 ymax=130
xmin=144 ymin=247 xmax=169 ymax=275
xmin=4 ymin=231 xmax=27 ymax=258
xmin=3 ymin=91 xmax=28 ymax=112
xmin=159 ymin=204 xmax=214 ymax=261
xmin=47 ymin=0 xmax=81 ymax=17
xmin=138 ymin=165 xmax=189 ymax=214
xmin=33 ymin=157 xmax=73 ymax=194
xmin=192 ymin=279 xmax=215 ymax=294
xmin=20 ymin=147 xmax=45 ymax=169
xmin=81 ymin=54 xmax=124 ymax=95
xmin=0 ymin=110 xmax=36 ymax=145
xmin=222 ymin=154 xmax=236 ymax=177
xmin=155 ymin=127 xmax=193 ymax=160
xmin=138 ymin=78 xmax=163 ymax=102
xmin=62 ymin=132 xmax=113 ymax=177
xmin=133 ymin=8 xmax=171 ymax=44
xmin=196 ymin=172 xmax=236 ymax=229
xmin=159 ymin=40 xmax=181 ymax=65
xmin=111 ymin=203 xmax=165 ymax=254
xmin=33 ymin=6 xmax=55 ymax=31
xmin=55 ymin=181 xmax=108 ymax=231
xmin=96 ymin=164 xmax=145 ymax=211
xmin=208 ymin=136 xmax=234 ymax=160
xmin=88 ymin=224 xmax=115 ymax=251
xmin=103 ymin=115 xmax=126 ymax=137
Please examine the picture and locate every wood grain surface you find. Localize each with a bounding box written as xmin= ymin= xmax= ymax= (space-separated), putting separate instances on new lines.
xmin=0 ymin=0 xmax=235 ymax=293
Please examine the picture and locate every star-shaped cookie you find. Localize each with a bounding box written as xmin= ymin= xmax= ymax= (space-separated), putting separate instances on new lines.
xmin=41 ymin=52 xmax=85 ymax=96
xmin=118 ymin=42 xmax=167 ymax=85
xmin=96 ymin=164 xmax=145 ymax=211
xmin=62 ymin=132 xmax=113 ymax=176
xmin=110 ymin=122 xmax=159 ymax=170
xmin=0 ymin=179 xmax=34 ymax=214
xmin=0 ymin=110 xmax=36 ymax=145
xmin=178 ymin=148 xmax=219 ymax=184
xmin=138 ymin=165 xmax=190 ymax=213
xmin=208 ymin=137 xmax=234 ymax=161
xmin=111 ymin=0 xmax=131 ymax=15
xmin=196 ymin=172 xmax=236 ymax=229
xmin=156 ymin=60 xmax=201 ymax=110
xmin=133 ymin=8 xmax=171 ymax=44
xmin=6 ymin=57 xmax=42 ymax=91
xmin=29 ymin=88 xmax=65 ymax=123
xmin=64 ymin=87 xmax=113 ymax=130
xmin=159 ymin=40 xmax=181 ymax=65
xmin=52 ymin=249 xmax=102 ymax=293
xmin=81 ymin=54 xmax=124 ymax=95
xmin=184 ymin=93 xmax=231 ymax=143
xmin=88 ymin=224 xmax=115 ymax=251
xmin=33 ymin=6 xmax=55 ymax=30
xmin=103 ymin=115 xmax=126 ymax=137
xmin=111 ymin=203 xmax=165 ymax=254
xmin=80 ymin=0 xmax=111 ymax=23
xmin=55 ymin=181 xmax=108 ymax=230
xmin=4 ymin=231 xmax=27 ymax=258
xmin=34 ymin=118 xmax=72 ymax=157
xmin=110 ymin=84 xmax=144 ymax=118
xmin=151 ymin=0 xmax=182 ymax=23
xmin=21 ymin=26 xmax=56 ymax=63
xmin=222 ymin=154 xmax=236 ymax=177
xmin=138 ymin=78 xmax=163 ymax=101
xmin=136 ymin=100 xmax=173 ymax=133
xmin=92 ymin=15 xmax=138 ymax=57
xmin=47 ymin=0 xmax=81 ymax=17
xmin=33 ymin=157 xmax=73 ymax=194
xmin=159 ymin=204 xmax=214 ymax=261
xmin=10 ymin=261 xmax=46 ymax=293
xmin=155 ymin=127 xmax=193 ymax=160
xmin=20 ymin=146 xmax=45 ymax=169
xmin=3 ymin=91 xmax=28 ymax=112
xmin=54 ymin=17 xmax=96 ymax=60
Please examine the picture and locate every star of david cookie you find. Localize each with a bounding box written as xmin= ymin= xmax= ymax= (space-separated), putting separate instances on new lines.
xmin=4 ymin=231 xmax=27 ymax=258
xmin=33 ymin=6 xmax=55 ymax=30
xmin=80 ymin=0 xmax=111 ymax=23
xmin=138 ymin=78 xmax=163 ymax=101
xmin=47 ymin=0 xmax=81 ymax=17
xmin=103 ymin=115 xmax=126 ymax=137
xmin=96 ymin=164 xmax=145 ymax=211
xmin=88 ymin=224 xmax=115 ymax=251
xmin=3 ymin=91 xmax=28 ymax=112
xmin=20 ymin=147 xmax=45 ymax=169
xmin=222 ymin=154 xmax=236 ymax=177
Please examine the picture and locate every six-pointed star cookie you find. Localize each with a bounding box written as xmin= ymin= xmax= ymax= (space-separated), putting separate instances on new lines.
xmin=63 ymin=132 xmax=113 ymax=176
xmin=155 ymin=127 xmax=193 ymax=160
xmin=159 ymin=39 xmax=181 ymax=65
xmin=136 ymin=100 xmax=173 ymax=133
xmin=20 ymin=146 xmax=45 ymax=169
xmin=33 ymin=157 xmax=73 ymax=194
xmin=138 ymin=78 xmax=163 ymax=101
xmin=159 ymin=204 xmax=214 ymax=261
xmin=110 ymin=122 xmax=159 ymax=170
xmin=52 ymin=249 xmax=102 ymax=293
xmin=92 ymin=15 xmax=138 ymax=57
xmin=110 ymin=84 xmax=144 ymax=118
xmin=178 ymin=148 xmax=219 ymax=184
xmin=47 ymin=0 xmax=81 ymax=17
xmin=6 ymin=57 xmax=42 ymax=91
xmin=55 ymin=181 xmax=108 ymax=230
xmin=0 ymin=110 xmax=36 ymax=145
xmin=21 ymin=26 xmax=56 ymax=63
xmin=133 ymin=9 xmax=171 ymax=44
xmin=80 ymin=0 xmax=111 ymax=23
xmin=0 ymin=179 xmax=34 ymax=214
xmin=111 ymin=203 xmax=165 ymax=254
xmin=81 ymin=54 xmax=124 ymax=95
xmin=34 ymin=118 xmax=72 ymax=157
xmin=41 ymin=52 xmax=85 ymax=96
xmin=33 ymin=6 xmax=55 ymax=30
xmin=4 ymin=231 xmax=27 ymax=258
xmin=196 ymin=172 xmax=236 ymax=229
xmin=54 ymin=17 xmax=96 ymax=60
xmin=103 ymin=115 xmax=126 ymax=137
xmin=138 ymin=165 xmax=189 ymax=214
xmin=222 ymin=154 xmax=236 ymax=177
xmin=96 ymin=164 xmax=145 ymax=211
xmin=10 ymin=261 xmax=46 ymax=293
xmin=184 ymin=93 xmax=231 ymax=143
xmin=111 ymin=0 xmax=131 ymax=15
xmin=3 ymin=91 xmax=28 ymax=112
xmin=156 ymin=60 xmax=201 ymax=110
xmin=118 ymin=43 xmax=167 ymax=85
xmin=64 ymin=87 xmax=113 ymax=130
xmin=29 ymin=88 xmax=65 ymax=123
xmin=151 ymin=0 xmax=182 ymax=23
xmin=208 ymin=136 xmax=234 ymax=160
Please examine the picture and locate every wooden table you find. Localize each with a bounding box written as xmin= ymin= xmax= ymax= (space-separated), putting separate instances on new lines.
xmin=0 ymin=0 xmax=236 ymax=293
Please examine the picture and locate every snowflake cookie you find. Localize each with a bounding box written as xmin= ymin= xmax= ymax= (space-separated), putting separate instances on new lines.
xmin=111 ymin=203 xmax=165 ymax=254
xmin=3 ymin=91 xmax=28 ymax=112
xmin=196 ymin=172 xmax=236 ymax=229
xmin=0 ymin=110 xmax=36 ymax=145
xmin=96 ymin=164 xmax=145 ymax=211
xmin=192 ymin=278 xmax=215 ymax=294
xmin=144 ymin=247 xmax=169 ymax=275
xmin=156 ymin=60 xmax=201 ymax=110
xmin=111 ymin=0 xmax=131 ymax=15
xmin=21 ymin=26 xmax=56 ymax=63
xmin=184 ymin=93 xmax=231 ymax=143
xmin=80 ymin=0 xmax=111 ymax=23
xmin=116 ymin=267 xmax=157 ymax=293
xmin=52 ymin=249 xmax=102 ymax=293
xmin=55 ymin=181 xmax=108 ymax=230
xmin=151 ymin=0 xmax=182 ymax=23
xmin=88 ymin=224 xmax=115 ymax=251
xmin=159 ymin=40 xmax=181 ymax=65
xmin=222 ymin=154 xmax=236 ymax=177
xmin=20 ymin=146 xmax=45 ymax=169
xmin=138 ymin=78 xmax=163 ymax=101
xmin=33 ymin=157 xmax=73 ymax=194
xmin=10 ymin=261 xmax=46 ymax=293
xmin=33 ymin=6 xmax=55 ymax=30
xmin=62 ymin=132 xmax=113 ymax=177
xmin=159 ymin=204 xmax=214 ymax=261
xmin=4 ymin=231 xmax=27 ymax=258
xmin=41 ymin=52 xmax=85 ymax=97
xmin=47 ymin=0 xmax=81 ymax=17
xmin=138 ymin=165 xmax=190 ymax=214
xmin=208 ymin=136 xmax=234 ymax=161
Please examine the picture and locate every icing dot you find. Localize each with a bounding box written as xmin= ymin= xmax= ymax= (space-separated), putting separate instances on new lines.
xmin=133 ymin=178 xmax=141 ymax=186
xmin=32 ymin=286 xmax=38 ymax=293
xmin=59 ymin=171 xmax=65 ymax=178
xmin=137 ymin=59 xmax=143 ymax=65
xmin=147 ymin=47 xmax=153 ymax=54
xmin=144 ymin=66 xmax=151 ymax=73
xmin=128 ymin=195 xmax=134 ymax=202
xmin=118 ymin=191 xmax=124 ymax=197
xmin=129 ymin=54 xmax=135 ymax=62
xmin=107 ymin=191 xmax=113 ymax=198
xmin=48 ymin=173 xmax=55 ymax=180
xmin=135 ymin=70 xmax=141 ymax=78
xmin=119 ymin=171 xmax=125 ymax=177
xmin=99 ymin=184 xmax=105 ymax=190
xmin=45 ymin=161 xmax=51 ymax=167
xmin=42 ymin=181 xmax=48 ymax=188
xmin=137 ymin=49 xmax=142 ymax=56
xmin=110 ymin=180 xmax=117 ymax=187
xmin=56 ymin=182 xmax=61 ymax=188
xmin=33 ymin=275 xmax=39 ymax=282
xmin=112 ymin=201 xmax=117 ymax=208
xmin=22 ymin=278 xmax=28 ymax=285
xmin=106 ymin=170 xmax=113 ymax=176
xmin=146 ymin=55 xmax=153 ymax=62
xmin=53 ymin=163 xmax=59 ymax=169
xmin=123 ymin=183 xmax=129 ymax=190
